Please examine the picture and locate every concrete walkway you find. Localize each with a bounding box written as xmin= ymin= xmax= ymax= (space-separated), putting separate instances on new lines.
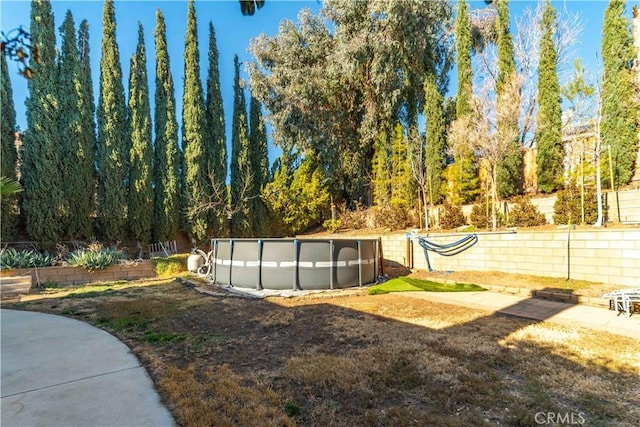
xmin=1 ymin=309 xmax=175 ymax=427
xmin=401 ymin=291 xmax=640 ymax=340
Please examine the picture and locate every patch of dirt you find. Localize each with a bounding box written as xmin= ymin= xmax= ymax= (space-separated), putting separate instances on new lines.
xmin=3 ymin=280 xmax=638 ymax=427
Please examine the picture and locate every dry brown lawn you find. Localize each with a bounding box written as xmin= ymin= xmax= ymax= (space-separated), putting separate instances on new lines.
xmin=3 ymin=277 xmax=639 ymax=427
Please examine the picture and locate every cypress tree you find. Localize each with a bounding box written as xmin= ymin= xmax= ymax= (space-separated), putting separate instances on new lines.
xmin=372 ymin=129 xmax=392 ymax=206
xmin=249 ymin=94 xmax=269 ymax=236
xmin=495 ymin=0 xmax=523 ymax=198
xmin=424 ymin=74 xmax=446 ymax=205
xmin=389 ymin=122 xmax=412 ymax=208
xmin=182 ymin=0 xmax=209 ymax=241
xmin=1 ymin=53 xmax=19 ymax=240
xmin=452 ymin=0 xmax=480 ymax=204
xmin=601 ymin=0 xmax=638 ymax=187
xmin=127 ymin=23 xmax=153 ymax=245
xmin=153 ymin=9 xmax=181 ymax=242
xmin=58 ymin=11 xmax=93 ymax=239
xmin=77 ymin=19 xmax=97 ymax=238
xmin=205 ymin=21 xmax=227 ymax=237
xmin=22 ymin=0 xmax=63 ymax=242
xmin=456 ymin=0 xmax=472 ymax=118
xmin=230 ymin=55 xmax=251 ymax=237
xmin=97 ymin=0 xmax=128 ymax=242
xmin=535 ymin=0 xmax=563 ymax=193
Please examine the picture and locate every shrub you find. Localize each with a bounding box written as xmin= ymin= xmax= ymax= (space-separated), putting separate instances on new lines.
xmin=553 ymin=186 xmax=599 ymax=225
xmin=0 ymin=248 xmax=53 ymax=269
xmin=507 ymin=196 xmax=547 ymax=227
xmin=469 ymin=200 xmax=507 ymax=229
xmin=338 ymin=201 xmax=368 ymax=230
xmin=439 ymin=203 xmax=467 ymax=229
xmin=66 ymin=247 xmax=125 ymax=271
xmin=372 ymin=205 xmax=411 ymax=230
xmin=323 ymin=218 xmax=342 ymax=233
xmin=153 ymin=253 xmax=189 ymax=277
xmin=469 ymin=201 xmax=490 ymax=229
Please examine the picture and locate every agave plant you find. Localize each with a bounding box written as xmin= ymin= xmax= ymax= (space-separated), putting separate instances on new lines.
xmin=0 ymin=176 xmax=23 ymax=196
xmin=0 ymin=248 xmax=20 ymax=269
xmin=22 ymin=250 xmax=53 ymax=268
xmin=66 ymin=248 xmax=125 ymax=271
xmin=0 ymin=248 xmax=53 ymax=269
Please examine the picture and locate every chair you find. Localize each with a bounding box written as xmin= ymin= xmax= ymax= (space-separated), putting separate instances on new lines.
xmin=602 ymin=289 xmax=640 ymax=318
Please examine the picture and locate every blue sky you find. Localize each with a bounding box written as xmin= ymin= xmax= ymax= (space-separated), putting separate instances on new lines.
xmin=0 ymin=0 xmax=621 ymax=165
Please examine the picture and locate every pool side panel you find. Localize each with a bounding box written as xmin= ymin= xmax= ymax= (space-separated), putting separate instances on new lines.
xmin=298 ymin=240 xmax=331 ymax=290
xmin=261 ymin=240 xmax=296 ymax=290
xmin=229 ymin=240 xmax=260 ymax=289
xmin=214 ymin=240 xmax=232 ymax=285
xmin=334 ymin=240 xmax=359 ymax=288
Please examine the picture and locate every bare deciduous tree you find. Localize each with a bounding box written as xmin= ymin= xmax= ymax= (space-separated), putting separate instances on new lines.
xmin=514 ymin=3 xmax=583 ymax=148
xmin=472 ymin=2 xmax=583 ymax=150
xmin=185 ymin=168 xmax=256 ymax=239
xmin=406 ymin=127 xmax=430 ymax=229
xmin=449 ymin=74 xmax=522 ymax=230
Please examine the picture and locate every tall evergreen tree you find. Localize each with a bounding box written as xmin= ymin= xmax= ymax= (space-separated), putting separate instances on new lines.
xmin=601 ymin=0 xmax=638 ymax=187
xmin=495 ymin=0 xmax=523 ymax=198
xmin=456 ymin=0 xmax=472 ymax=118
xmin=153 ymin=9 xmax=181 ymax=242
xmin=58 ymin=11 xmax=93 ymax=239
xmin=389 ymin=123 xmax=412 ymax=208
xmin=447 ymin=0 xmax=479 ymax=205
xmin=1 ymin=53 xmax=19 ymax=240
xmin=249 ymin=94 xmax=269 ymax=236
xmin=77 ymin=19 xmax=97 ymax=237
xmin=127 ymin=23 xmax=153 ymax=245
xmin=535 ymin=0 xmax=563 ymax=193
xmin=424 ymin=74 xmax=446 ymax=205
xmin=97 ymin=0 xmax=128 ymax=242
xmin=372 ymin=128 xmax=392 ymax=206
xmin=182 ymin=0 xmax=209 ymax=241
xmin=205 ymin=21 xmax=227 ymax=237
xmin=230 ymin=54 xmax=252 ymax=237
xmin=22 ymin=0 xmax=63 ymax=242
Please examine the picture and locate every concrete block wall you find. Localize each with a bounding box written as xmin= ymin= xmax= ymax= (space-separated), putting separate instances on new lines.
xmin=606 ymin=190 xmax=640 ymax=223
xmin=528 ymin=197 xmax=557 ymax=224
xmin=348 ymin=230 xmax=639 ymax=287
xmin=0 ymin=260 xmax=156 ymax=286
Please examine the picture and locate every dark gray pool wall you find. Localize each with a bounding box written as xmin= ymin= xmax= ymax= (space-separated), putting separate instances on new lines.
xmin=210 ymin=238 xmax=379 ymax=290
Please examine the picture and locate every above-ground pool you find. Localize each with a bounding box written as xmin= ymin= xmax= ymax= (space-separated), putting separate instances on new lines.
xmin=209 ymin=238 xmax=380 ymax=290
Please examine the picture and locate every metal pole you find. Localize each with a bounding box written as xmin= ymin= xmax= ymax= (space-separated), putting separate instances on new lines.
xmin=228 ymin=240 xmax=234 ymax=286
xmin=212 ymin=239 xmax=218 ymax=283
xmin=293 ymin=239 xmax=299 ymax=290
xmin=357 ymin=240 xmax=362 ymax=286
xmin=257 ymin=239 xmax=263 ymax=290
xmin=329 ymin=240 xmax=334 ymax=290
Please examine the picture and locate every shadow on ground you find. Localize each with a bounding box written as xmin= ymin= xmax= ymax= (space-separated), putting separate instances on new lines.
xmin=2 ymin=281 xmax=638 ymax=426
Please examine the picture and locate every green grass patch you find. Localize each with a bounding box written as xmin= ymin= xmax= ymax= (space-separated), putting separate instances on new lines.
xmin=142 ymin=331 xmax=186 ymax=344
xmin=64 ymin=288 xmax=115 ymax=299
xmin=98 ymin=316 xmax=151 ymax=331
xmin=368 ymin=277 xmax=485 ymax=295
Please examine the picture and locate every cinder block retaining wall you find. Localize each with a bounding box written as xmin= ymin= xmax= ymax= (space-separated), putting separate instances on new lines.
xmin=349 ymin=230 xmax=639 ymax=287
xmin=0 ymin=260 xmax=156 ymax=286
